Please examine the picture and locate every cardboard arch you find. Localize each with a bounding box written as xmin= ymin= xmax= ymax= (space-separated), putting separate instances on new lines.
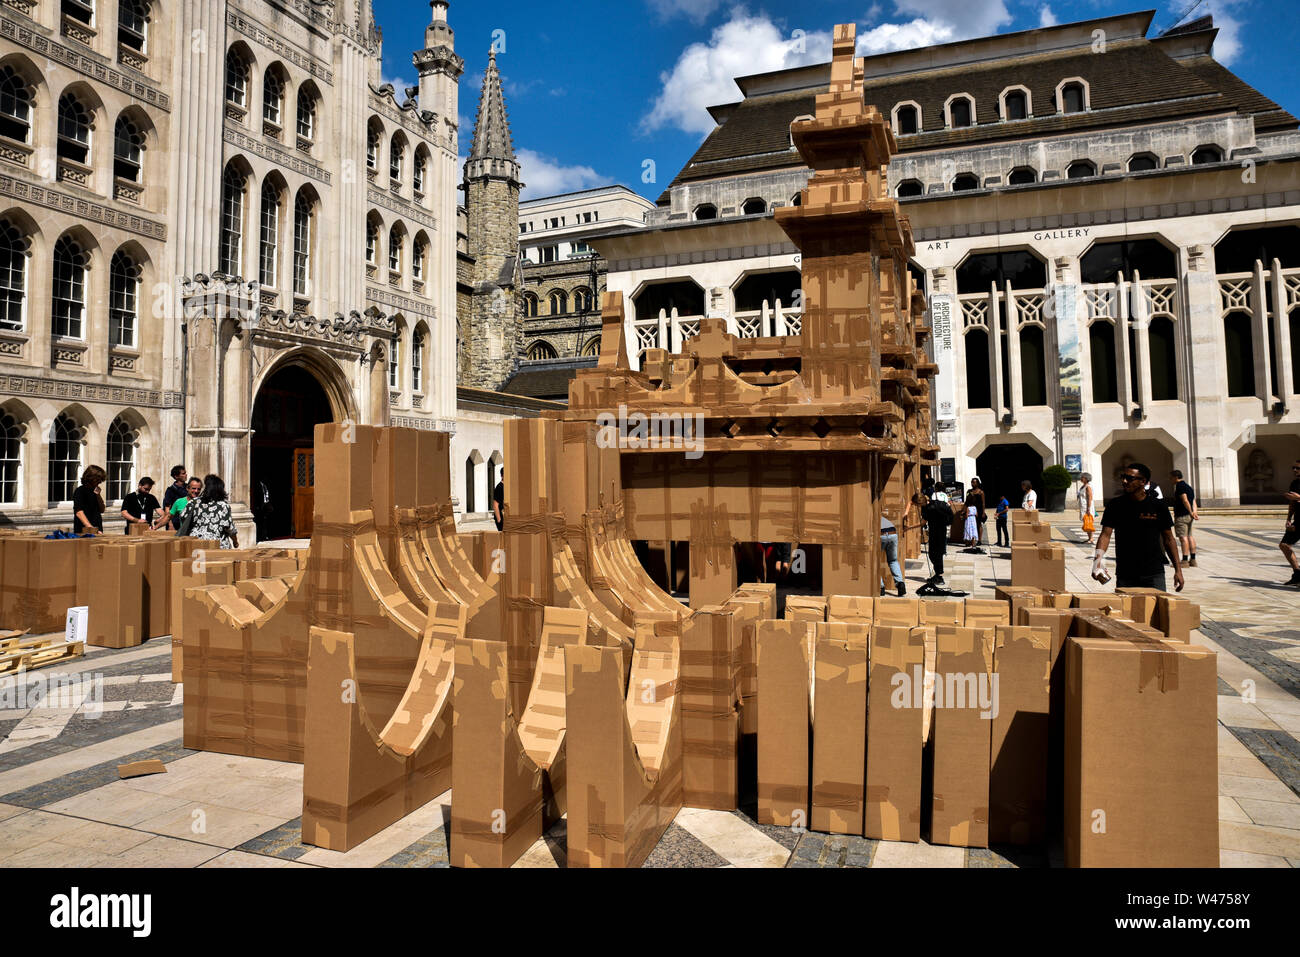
xmin=564 ymin=631 xmax=683 ymax=869
xmin=301 ymin=601 xmax=465 ymax=852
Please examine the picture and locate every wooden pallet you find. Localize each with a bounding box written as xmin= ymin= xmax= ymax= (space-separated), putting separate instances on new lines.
xmin=0 ymin=633 xmax=85 ymax=677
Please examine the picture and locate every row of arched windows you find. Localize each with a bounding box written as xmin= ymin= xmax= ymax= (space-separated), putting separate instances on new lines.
xmin=0 ymin=214 xmax=145 ymax=348
xmin=45 ymin=0 xmax=156 ymax=69
xmin=525 ymin=338 xmax=601 ymax=361
xmin=693 ymin=197 xmax=788 ymax=221
xmin=365 ymin=212 xmax=431 ymax=286
xmin=368 ymin=117 xmax=432 ymax=202
xmin=521 ymin=287 xmax=595 ymax=318
xmin=897 ymin=147 xmax=1228 ymax=197
xmin=225 ymin=47 xmax=320 ymax=151
xmin=219 ymin=163 xmax=319 ymax=298
xmin=0 ymin=404 xmax=144 ymax=506
xmin=892 ymin=80 xmax=1089 ymax=136
xmin=388 ymin=318 xmax=432 ymax=396
xmin=0 ymin=60 xmax=154 ymax=201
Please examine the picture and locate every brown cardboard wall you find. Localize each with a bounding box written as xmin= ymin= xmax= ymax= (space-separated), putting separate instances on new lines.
xmin=989 ymin=625 xmax=1052 ymax=846
xmin=757 ymin=620 xmax=812 ymax=827
xmin=811 ymin=622 xmax=868 ymax=834
xmin=865 ymin=625 xmax=924 ymax=842
xmin=927 ymin=626 xmax=993 ymax=848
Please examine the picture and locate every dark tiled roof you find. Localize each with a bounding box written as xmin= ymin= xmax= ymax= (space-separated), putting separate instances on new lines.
xmin=502 ymin=359 xmax=596 ymax=402
xmin=1179 ymin=55 xmax=1298 ymax=132
xmin=667 ymin=39 xmax=1295 ymax=190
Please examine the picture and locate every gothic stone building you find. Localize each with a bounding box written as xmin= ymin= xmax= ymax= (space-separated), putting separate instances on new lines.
xmin=0 ymin=0 xmax=465 ymax=539
xmin=590 ymin=10 xmax=1300 ymax=507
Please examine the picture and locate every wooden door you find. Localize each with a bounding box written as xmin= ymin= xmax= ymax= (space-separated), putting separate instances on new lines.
xmin=293 ymin=448 xmax=315 ymax=539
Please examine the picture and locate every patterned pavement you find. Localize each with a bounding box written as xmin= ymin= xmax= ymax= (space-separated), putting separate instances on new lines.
xmin=0 ymin=514 xmax=1297 ymax=868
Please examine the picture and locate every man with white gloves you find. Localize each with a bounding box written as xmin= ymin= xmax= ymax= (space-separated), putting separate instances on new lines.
xmin=1092 ymin=462 xmax=1184 ymax=593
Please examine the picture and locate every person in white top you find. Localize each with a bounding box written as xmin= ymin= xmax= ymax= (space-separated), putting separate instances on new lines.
xmin=1078 ymin=472 xmax=1096 ymax=544
xmin=1021 ymin=480 xmax=1038 ymax=511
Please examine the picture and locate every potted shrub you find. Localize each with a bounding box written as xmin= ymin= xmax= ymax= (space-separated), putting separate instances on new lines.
xmin=1042 ymin=464 xmax=1073 ymax=513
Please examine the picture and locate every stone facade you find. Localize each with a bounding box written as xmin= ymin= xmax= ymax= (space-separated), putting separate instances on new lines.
xmin=0 ymin=0 xmax=463 ymax=539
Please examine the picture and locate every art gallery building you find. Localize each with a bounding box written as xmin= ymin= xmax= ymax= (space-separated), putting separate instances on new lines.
xmin=590 ymin=10 xmax=1300 ymax=507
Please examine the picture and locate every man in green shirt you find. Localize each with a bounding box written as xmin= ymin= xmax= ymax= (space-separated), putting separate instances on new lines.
xmin=157 ymin=477 xmax=202 ymax=530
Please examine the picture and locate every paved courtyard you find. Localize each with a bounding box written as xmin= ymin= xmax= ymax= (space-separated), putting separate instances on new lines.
xmin=0 ymin=514 xmax=1297 ymax=868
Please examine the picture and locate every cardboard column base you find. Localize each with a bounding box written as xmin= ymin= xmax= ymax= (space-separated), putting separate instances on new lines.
xmin=679 ymin=608 xmax=741 ymax=810
xmin=811 ymin=622 xmax=868 ymax=835
xmin=865 ymin=626 xmax=924 ymax=842
xmin=301 ymin=608 xmax=461 ymax=853
xmin=757 ymin=620 xmax=812 ymax=827
xmin=926 ymin=626 xmax=993 ymax=848
xmin=989 ymin=625 xmax=1051 ymax=846
xmin=564 ymin=637 xmax=682 ymax=868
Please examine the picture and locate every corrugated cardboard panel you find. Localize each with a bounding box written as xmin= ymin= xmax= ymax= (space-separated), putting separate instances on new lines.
xmin=1010 ymin=544 xmax=1066 ymax=592
xmin=87 ymin=542 xmax=145 ymax=649
xmin=811 ymin=621 xmax=868 ymax=834
xmin=784 ymin=595 xmax=827 ymax=622
xmin=757 ymin=620 xmax=812 ymax=826
xmin=865 ymin=625 xmax=924 ymax=842
xmin=927 ymin=626 xmax=993 ymax=848
xmin=989 ymin=625 xmax=1051 ymax=846
xmin=1064 ymin=636 xmax=1218 ymax=867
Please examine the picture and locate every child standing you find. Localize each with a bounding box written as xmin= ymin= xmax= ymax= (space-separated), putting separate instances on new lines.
xmin=995 ymin=494 xmax=1011 ymax=547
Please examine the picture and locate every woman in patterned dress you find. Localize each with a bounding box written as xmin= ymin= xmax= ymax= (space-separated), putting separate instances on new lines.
xmin=188 ymin=474 xmax=240 ymax=550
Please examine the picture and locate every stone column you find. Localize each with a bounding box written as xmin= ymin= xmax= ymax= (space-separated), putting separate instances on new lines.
xmin=1005 ymin=280 xmax=1023 ymax=418
xmin=1183 ymin=244 xmax=1235 ymax=505
xmin=1273 ymin=260 xmax=1295 ymax=404
xmin=1116 ymin=273 xmax=1133 ymax=415
xmin=1131 ymin=270 xmax=1153 ymax=416
xmin=989 ymin=284 xmax=1005 ymax=417
xmin=1250 ymin=261 xmax=1272 ymax=409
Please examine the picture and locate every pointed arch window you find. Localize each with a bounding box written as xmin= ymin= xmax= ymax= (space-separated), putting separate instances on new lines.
xmin=259 ymin=181 xmax=281 ymax=287
xmin=263 ymin=69 xmax=284 ymax=127
xmin=47 ymin=413 xmax=83 ymax=504
xmin=0 ymin=219 xmax=30 ymax=332
xmin=412 ymin=236 xmax=427 ymax=282
xmin=389 ymin=330 xmax=402 ymax=390
xmin=390 ymin=135 xmax=404 ymax=183
xmin=113 ymin=115 xmax=144 ymax=182
xmin=296 ymin=87 xmax=317 ymax=142
xmin=52 ymin=236 xmax=88 ymax=339
xmin=0 ymin=67 xmax=33 ymax=144
xmin=225 ymin=48 xmax=249 ymax=108
xmin=388 ymin=226 xmax=404 ymax=274
xmin=412 ymin=327 xmax=425 ymax=393
xmin=413 ymin=150 xmax=427 ymax=194
xmin=118 ymin=0 xmax=149 ymax=55
xmin=0 ymin=408 xmax=21 ymax=504
xmin=365 ymin=218 xmax=379 ymax=267
xmin=106 ymin=417 xmax=137 ymax=502
xmin=219 ymin=166 xmax=246 ymax=275
xmin=109 ymin=250 xmax=140 ymax=348
xmin=57 ymin=94 xmax=92 ymax=164
xmin=293 ymin=193 xmax=312 ymax=296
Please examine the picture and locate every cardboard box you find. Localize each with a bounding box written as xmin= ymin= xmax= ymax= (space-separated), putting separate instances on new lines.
xmin=679 ymin=608 xmax=741 ymax=810
xmin=927 ymin=626 xmax=993 ymax=847
xmin=1116 ymin=588 xmax=1200 ymax=643
xmin=1071 ymin=594 xmax=1133 ymax=618
xmin=811 ymin=622 xmax=868 ymax=834
xmin=1010 ymin=509 xmax=1042 ymax=526
xmin=989 ymin=625 xmax=1052 ymax=845
xmin=87 ymin=542 xmax=145 ymax=649
xmin=1 ymin=538 xmax=82 ymax=634
xmin=757 ymin=620 xmax=812 ymax=827
xmin=865 ymin=625 xmax=924 ymax=842
xmin=1014 ymin=522 xmax=1051 ymax=545
xmin=963 ymin=599 xmax=1010 ymax=629
xmin=919 ymin=601 xmax=963 ymax=626
xmin=874 ymin=596 xmax=920 ymax=626
xmin=1064 ymin=635 xmax=1218 ymax=867
xmin=784 ymin=595 xmax=827 ymax=622
xmin=1010 ymin=544 xmax=1066 ymax=592
xmin=826 ymin=595 xmax=873 ymax=624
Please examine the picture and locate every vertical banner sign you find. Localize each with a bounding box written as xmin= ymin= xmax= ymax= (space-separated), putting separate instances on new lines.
xmin=1055 ymin=285 xmax=1082 ymax=427
xmin=931 ymin=295 xmax=957 ymax=422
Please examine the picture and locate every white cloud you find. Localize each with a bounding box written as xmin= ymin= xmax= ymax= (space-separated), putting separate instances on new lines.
xmin=1188 ymin=0 xmax=1243 ymax=65
xmin=643 ymin=9 xmax=832 ymax=137
xmin=647 ymin=0 xmax=725 ymax=24
xmin=1037 ymin=5 xmax=1057 ymax=28
xmin=644 ymin=2 xmax=1019 ymax=137
xmin=517 ymin=149 xmax=608 ymax=200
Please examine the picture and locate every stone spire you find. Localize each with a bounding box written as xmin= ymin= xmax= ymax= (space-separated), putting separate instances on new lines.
xmin=466 ymin=49 xmax=521 ymax=185
xmin=415 ymin=0 xmax=463 ymax=123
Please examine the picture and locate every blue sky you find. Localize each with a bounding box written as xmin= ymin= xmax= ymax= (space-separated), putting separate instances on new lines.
xmin=373 ymin=0 xmax=1300 ymax=202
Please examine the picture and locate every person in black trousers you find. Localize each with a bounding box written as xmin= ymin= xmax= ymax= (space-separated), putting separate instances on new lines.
xmin=72 ymin=466 xmax=107 ymax=536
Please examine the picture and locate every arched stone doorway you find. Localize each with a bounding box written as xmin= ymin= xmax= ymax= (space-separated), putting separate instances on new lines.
xmin=975 ymin=443 xmax=1045 ymax=510
xmin=251 ymin=358 xmax=345 ymax=540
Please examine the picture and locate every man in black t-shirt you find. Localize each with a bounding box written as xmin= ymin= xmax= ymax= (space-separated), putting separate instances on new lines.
xmin=162 ymin=465 xmax=188 ymax=530
xmin=1281 ymin=460 xmax=1300 ymax=586
xmin=1093 ymin=462 xmax=1184 ymax=592
xmin=492 ymin=481 xmax=505 ymax=532
xmin=120 ymin=477 xmax=161 ymax=534
xmin=1170 ymin=469 xmax=1199 ymax=567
